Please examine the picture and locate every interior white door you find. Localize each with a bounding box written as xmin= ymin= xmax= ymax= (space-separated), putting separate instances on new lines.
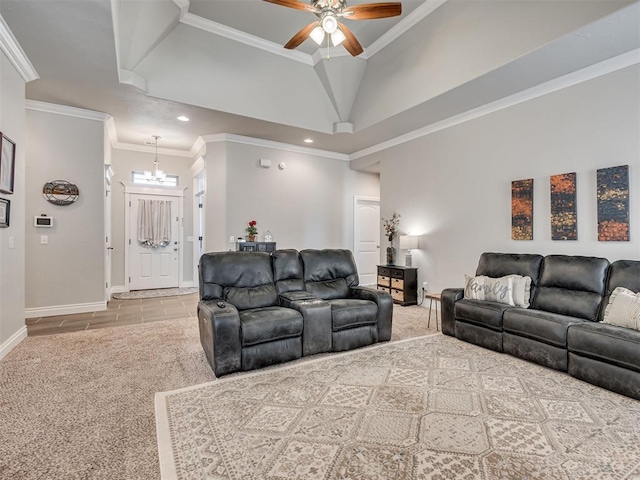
xmin=354 ymin=197 xmax=380 ymax=286
xmin=104 ymin=181 xmax=112 ymax=300
xmin=129 ymin=194 xmax=180 ymax=290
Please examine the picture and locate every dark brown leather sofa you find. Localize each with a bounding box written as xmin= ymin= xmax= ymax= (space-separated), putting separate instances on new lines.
xmin=442 ymin=252 xmax=640 ymax=400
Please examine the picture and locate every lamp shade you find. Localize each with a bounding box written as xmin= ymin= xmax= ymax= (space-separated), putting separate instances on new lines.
xmin=399 ymin=235 xmax=418 ymax=250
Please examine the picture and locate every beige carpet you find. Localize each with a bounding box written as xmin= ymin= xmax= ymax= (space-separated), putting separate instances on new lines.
xmin=0 ymin=305 xmax=436 ymax=479
xmin=157 ymin=335 xmax=640 ymax=480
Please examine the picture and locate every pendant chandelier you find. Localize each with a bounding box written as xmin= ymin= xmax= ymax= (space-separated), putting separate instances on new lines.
xmin=143 ymin=135 xmax=168 ymax=184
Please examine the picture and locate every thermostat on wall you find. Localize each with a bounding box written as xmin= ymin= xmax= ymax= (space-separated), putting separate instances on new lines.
xmin=34 ymin=215 xmax=53 ymax=227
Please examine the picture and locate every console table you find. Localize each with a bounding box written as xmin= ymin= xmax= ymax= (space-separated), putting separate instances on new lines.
xmin=237 ymin=241 xmax=276 ymax=252
xmin=377 ymin=265 xmax=418 ymax=306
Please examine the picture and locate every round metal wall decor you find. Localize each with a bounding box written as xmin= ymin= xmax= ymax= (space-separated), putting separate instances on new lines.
xmin=43 ymin=180 xmax=79 ymax=206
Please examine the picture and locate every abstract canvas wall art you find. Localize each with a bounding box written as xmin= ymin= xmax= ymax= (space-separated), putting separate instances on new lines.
xmin=550 ymin=172 xmax=577 ymax=240
xmin=597 ymin=165 xmax=629 ymax=241
xmin=512 ymin=178 xmax=534 ymax=240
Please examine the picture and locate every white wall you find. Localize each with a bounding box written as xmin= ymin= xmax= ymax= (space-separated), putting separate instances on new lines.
xmin=0 ymin=51 xmax=26 ymax=349
xmin=25 ymin=110 xmax=106 ymax=311
xmin=110 ymin=148 xmax=194 ymax=288
xmin=361 ymin=65 xmax=640 ymax=294
xmin=203 ymin=140 xmax=380 ymax=253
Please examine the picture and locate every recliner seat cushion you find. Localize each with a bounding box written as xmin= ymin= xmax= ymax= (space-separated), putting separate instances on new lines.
xmin=200 ymin=252 xmax=275 ymax=301
xmin=300 ymin=249 xmax=359 ymax=286
xmin=305 ymin=278 xmax=350 ymax=300
xmin=272 ymin=249 xmax=305 ymax=294
xmin=568 ymin=322 xmax=640 ymax=373
xmin=329 ymin=299 xmax=377 ymax=331
xmin=600 ymin=260 xmax=640 ymax=321
xmin=503 ymin=309 xmax=585 ymax=348
xmin=533 ymin=255 xmax=608 ymax=321
xmin=454 ymin=298 xmax=513 ymax=330
xmin=240 ymin=307 xmax=303 ymax=346
xmin=225 ymin=284 xmax=278 ymax=310
xmin=476 ymin=253 xmax=543 ymax=300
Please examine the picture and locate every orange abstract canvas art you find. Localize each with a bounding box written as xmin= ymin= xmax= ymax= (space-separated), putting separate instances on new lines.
xmin=550 ymin=172 xmax=577 ymax=241
xmin=512 ymin=179 xmax=533 ymax=240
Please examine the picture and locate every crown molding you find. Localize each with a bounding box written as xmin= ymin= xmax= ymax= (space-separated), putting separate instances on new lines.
xmin=112 ymin=142 xmax=195 ymax=158
xmin=105 ymin=116 xmax=118 ymax=146
xmin=26 ymin=100 xmax=109 ymax=121
xmin=181 ymin=13 xmax=313 ymax=65
xmin=365 ymin=0 xmax=448 ymax=58
xmin=350 ymin=48 xmax=640 ymax=160
xmin=200 ymin=133 xmax=350 ymax=161
xmin=312 ymin=48 xmax=352 ymax=65
xmin=189 ymin=136 xmax=206 ymax=157
xmin=172 ymin=0 xmax=190 ymax=18
xmin=119 ymin=69 xmax=147 ymax=91
xmin=0 ymin=14 xmax=39 ymax=82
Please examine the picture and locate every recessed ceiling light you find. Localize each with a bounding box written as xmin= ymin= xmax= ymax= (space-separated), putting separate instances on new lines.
xmin=177 ymin=116 xmax=190 ymax=122
xmin=304 ymin=138 xmax=313 ymax=143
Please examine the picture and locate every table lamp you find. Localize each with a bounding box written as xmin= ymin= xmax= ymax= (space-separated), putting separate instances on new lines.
xmin=399 ymin=235 xmax=419 ymax=267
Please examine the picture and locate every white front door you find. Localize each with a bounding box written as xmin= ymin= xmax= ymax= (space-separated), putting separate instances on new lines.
xmin=354 ymin=197 xmax=380 ymax=286
xmin=129 ymin=194 xmax=180 ymax=290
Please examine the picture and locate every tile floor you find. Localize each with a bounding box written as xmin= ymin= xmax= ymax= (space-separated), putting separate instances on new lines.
xmin=26 ymin=293 xmax=199 ymax=336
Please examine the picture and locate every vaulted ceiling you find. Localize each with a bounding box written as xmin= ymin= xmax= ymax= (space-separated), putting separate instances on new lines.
xmin=2 ymin=0 xmax=639 ymax=159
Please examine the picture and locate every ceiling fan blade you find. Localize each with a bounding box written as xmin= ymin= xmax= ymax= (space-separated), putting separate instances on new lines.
xmin=284 ymin=22 xmax=318 ymax=50
xmin=263 ymin=0 xmax=315 ymax=12
xmin=342 ymin=2 xmax=402 ymax=20
xmin=338 ymin=24 xmax=364 ymax=56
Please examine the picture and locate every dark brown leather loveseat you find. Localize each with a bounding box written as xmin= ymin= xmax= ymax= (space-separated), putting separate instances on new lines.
xmin=198 ymin=249 xmax=393 ymax=376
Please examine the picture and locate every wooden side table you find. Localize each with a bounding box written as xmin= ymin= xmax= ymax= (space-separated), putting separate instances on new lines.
xmin=425 ymin=292 xmax=441 ymax=331
xmin=376 ymin=265 xmax=418 ymax=306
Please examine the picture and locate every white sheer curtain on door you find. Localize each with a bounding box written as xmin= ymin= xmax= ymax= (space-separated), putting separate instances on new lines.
xmin=137 ymin=199 xmax=171 ymax=247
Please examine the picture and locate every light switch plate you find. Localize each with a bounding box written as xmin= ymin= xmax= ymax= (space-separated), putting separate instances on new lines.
xmin=40 ymin=235 xmax=48 ymax=245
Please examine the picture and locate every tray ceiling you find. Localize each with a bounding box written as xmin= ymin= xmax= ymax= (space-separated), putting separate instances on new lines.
xmin=2 ymin=0 xmax=639 ymax=159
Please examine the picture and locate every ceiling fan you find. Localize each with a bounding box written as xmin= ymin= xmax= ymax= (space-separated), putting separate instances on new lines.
xmin=264 ymin=0 xmax=402 ymax=56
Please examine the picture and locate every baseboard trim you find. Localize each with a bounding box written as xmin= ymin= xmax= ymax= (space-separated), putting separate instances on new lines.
xmin=110 ymin=285 xmax=127 ymax=294
xmin=0 ymin=326 xmax=27 ymax=360
xmin=25 ymin=301 xmax=107 ymax=319
xmin=179 ymin=281 xmax=195 ymax=288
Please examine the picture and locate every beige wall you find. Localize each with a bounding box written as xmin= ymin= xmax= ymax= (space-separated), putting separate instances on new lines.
xmin=203 ymin=141 xmax=380 ymax=253
xmin=25 ymin=110 xmax=106 ymax=310
xmin=360 ymin=65 xmax=640 ymax=294
xmin=0 ymin=52 xmax=27 ymax=348
xmin=110 ymin=148 xmax=195 ymax=288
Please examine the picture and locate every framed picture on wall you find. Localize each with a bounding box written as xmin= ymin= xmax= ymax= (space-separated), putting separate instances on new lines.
xmin=0 ymin=197 xmax=9 ymax=227
xmin=0 ymin=133 xmax=16 ymax=194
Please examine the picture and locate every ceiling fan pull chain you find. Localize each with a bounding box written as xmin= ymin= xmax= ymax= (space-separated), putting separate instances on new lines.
xmin=327 ymin=31 xmax=331 ymax=60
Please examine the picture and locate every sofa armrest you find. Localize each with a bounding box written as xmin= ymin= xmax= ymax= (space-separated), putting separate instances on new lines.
xmin=350 ymin=286 xmax=393 ymax=342
xmin=441 ymin=288 xmax=464 ymax=337
xmin=283 ymin=298 xmax=332 ymax=356
xmin=198 ymin=300 xmax=241 ymax=376
xmin=279 ymin=291 xmax=317 ymax=305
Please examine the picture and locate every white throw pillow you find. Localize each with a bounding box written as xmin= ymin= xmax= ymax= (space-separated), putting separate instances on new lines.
xmin=602 ymin=287 xmax=640 ymax=330
xmin=464 ymin=275 xmax=514 ymax=306
xmin=505 ymin=274 xmax=533 ymax=308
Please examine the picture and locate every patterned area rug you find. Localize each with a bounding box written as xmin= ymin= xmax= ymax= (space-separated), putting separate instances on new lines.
xmin=156 ymin=335 xmax=640 ymax=479
xmin=112 ymin=287 xmax=198 ymax=300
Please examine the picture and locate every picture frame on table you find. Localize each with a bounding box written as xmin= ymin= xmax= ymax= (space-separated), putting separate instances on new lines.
xmin=0 ymin=197 xmax=9 ymax=228
xmin=0 ymin=133 xmax=16 ymax=194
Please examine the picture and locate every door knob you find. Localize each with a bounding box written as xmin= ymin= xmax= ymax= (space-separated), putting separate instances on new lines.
xmin=174 ymin=248 xmax=178 ymax=251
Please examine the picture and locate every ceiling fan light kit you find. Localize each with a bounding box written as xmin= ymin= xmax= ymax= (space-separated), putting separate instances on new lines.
xmin=265 ymin=0 xmax=402 ymax=56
